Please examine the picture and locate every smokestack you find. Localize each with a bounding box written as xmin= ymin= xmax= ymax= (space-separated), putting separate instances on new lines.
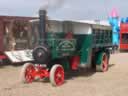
xmin=39 ymin=9 xmax=47 ymax=44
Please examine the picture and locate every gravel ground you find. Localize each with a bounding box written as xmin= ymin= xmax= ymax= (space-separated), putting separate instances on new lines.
xmin=0 ymin=53 xmax=128 ymax=96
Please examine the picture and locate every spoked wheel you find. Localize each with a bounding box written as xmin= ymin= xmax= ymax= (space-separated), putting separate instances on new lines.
xmin=20 ymin=63 xmax=35 ymax=83
xmin=96 ymin=53 xmax=109 ymax=72
xmin=50 ymin=64 xmax=64 ymax=86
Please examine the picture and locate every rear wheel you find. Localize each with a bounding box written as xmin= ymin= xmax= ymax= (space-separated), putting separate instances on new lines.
xmin=50 ymin=64 xmax=64 ymax=86
xmin=96 ymin=53 xmax=109 ymax=72
xmin=20 ymin=63 xmax=35 ymax=83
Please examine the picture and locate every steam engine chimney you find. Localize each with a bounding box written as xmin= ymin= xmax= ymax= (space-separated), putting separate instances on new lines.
xmin=32 ymin=9 xmax=50 ymax=64
xmin=39 ymin=9 xmax=47 ymax=44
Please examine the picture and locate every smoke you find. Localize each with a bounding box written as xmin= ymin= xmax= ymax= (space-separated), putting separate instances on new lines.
xmin=40 ymin=0 xmax=64 ymax=11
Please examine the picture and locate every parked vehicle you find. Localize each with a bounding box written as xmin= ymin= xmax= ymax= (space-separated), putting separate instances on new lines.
xmin=120 ymin=23 xmax=128 ymax=50
xmin=0 ymin=16 xmax=36 ymax=64
xmin=20 ymin=9 xmax=113 ymax=86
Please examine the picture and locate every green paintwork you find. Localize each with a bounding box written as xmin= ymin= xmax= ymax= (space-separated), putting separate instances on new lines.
xmin=95 ymin=52 xmax=103 ymax=65
xmin=96 ymin=50 xmax=110 ymax=65
xmin=92 ymin=29 xmax=112 ymax=48
xmin=34 ymin=31 xmax=111 ymax=70
xmin=60 ymin=57 xmax=70 ymax=71
xmin=46 ymin=32 xmax=93 ymax=70
xmin=31 ymin=21 xmax=112 ymax=71
xmin=74 ymin=34 xmax=92 ymax=65
xmin=46 ymin=32 xmax=76 ymax=59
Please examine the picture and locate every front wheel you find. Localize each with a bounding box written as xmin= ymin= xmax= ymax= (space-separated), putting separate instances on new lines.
xmin=96 ymin=53 xmax=109 ymax=72
xmin=50 ymin=64 xmax=64 ymax=86
xmin=20 ymin=63 xmax=35 ymax=83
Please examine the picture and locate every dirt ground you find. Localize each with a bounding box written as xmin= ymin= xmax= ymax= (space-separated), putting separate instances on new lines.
xmin=0 ymin=53 xmax=128 ymax=96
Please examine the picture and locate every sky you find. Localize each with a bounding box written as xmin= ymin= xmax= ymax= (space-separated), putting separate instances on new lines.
xmin=0 ymin=0 xmax=127 ymax=20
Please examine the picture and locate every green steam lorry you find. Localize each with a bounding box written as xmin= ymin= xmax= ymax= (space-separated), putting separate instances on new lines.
xmin=20 ymin=9 xmax=112 ymax=86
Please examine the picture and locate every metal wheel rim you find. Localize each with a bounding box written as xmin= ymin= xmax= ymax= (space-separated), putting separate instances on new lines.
xmin=102 ymin=54 xmax=108 ymax=72
xmin=25 ymin=65 xmax=35 ymax=83
xmin=54 ymin=66 xmax=64 ymax=86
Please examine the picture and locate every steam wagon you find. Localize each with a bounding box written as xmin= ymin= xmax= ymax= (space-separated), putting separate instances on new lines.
xmin=20 ymin=9 xmax=112 ymax=86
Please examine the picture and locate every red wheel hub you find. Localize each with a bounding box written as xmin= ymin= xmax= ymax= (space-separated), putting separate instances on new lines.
xmin=102 ymin=54 xmax=108 ymax=72
xmin=54 ymin=66 xmax=64 ymax=86
xmin=25 ymin=65 xmax=35 ymax=83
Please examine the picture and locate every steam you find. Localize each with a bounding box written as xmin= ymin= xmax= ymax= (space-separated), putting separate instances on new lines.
xmin=40 ymin=0 xmax=64 ymax=11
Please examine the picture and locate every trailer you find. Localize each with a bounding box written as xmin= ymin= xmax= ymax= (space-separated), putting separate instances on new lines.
xmin=0 ymin=16 xmax=37 ymax=63
xmin=20 ymin=9 xmax=113 ymax=86
xmin=120 ymin=23 xmax=128 ymax=50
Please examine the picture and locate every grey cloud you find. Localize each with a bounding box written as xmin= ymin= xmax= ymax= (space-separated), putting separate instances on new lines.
xmin=0 ymin=0 xmax=127 ymax=20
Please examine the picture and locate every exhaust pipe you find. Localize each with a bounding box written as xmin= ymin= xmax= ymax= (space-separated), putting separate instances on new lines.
xmin=39 ymin=9 xmax=47 ymax=44
xmin=32 ymin=9 xmax=50 ymax=64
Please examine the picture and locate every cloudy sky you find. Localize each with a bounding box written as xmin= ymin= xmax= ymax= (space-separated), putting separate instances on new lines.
xmin=0 ymin=0 xmax=127 ymax=20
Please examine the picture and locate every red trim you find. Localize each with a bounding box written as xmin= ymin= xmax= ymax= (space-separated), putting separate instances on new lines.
xmin=25 ymin=64 xmax=49 ymax=83
xmin=71 ymin=56 xmax=80 ymax=70
xmin=102 ymin=54 xmax=108 ymax=72
xmin=34 ymin=65 xmax=49 ymax=79
xmin=120 ymin=23 xmax=128 ymax=50
xmin=120 ymin=44 xmax=128 ymax=50
xmin=120 ymin=23 xmax=128 ymax=33
xmin=25 ymin=65 xmax=35 ymax=83
xmin=0 ymin=55 xmax=7 ymax=59
xmin=65 ymin=32 xmax=73 ymax=39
